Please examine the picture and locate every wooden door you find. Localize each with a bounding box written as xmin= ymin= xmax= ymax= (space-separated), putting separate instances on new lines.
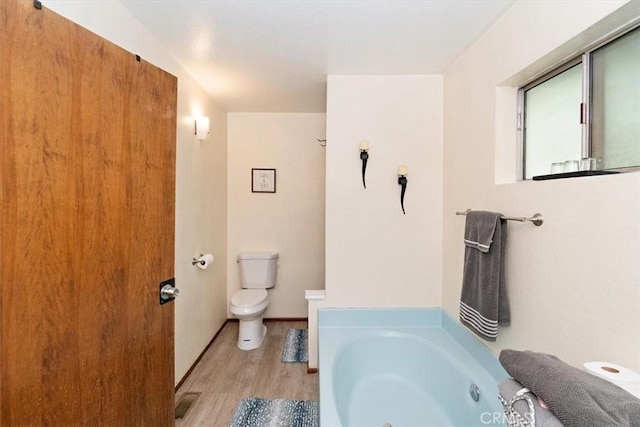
xmin=1 ymin=2 xmax=177 ymax=425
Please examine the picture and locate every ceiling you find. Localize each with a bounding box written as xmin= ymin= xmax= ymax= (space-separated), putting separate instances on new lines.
xmin=119 ymin=0 xmax=516 ymax=112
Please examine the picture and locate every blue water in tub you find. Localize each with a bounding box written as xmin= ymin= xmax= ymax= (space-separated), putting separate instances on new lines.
xmin=318 ymin=308 xmax=508 ymax=427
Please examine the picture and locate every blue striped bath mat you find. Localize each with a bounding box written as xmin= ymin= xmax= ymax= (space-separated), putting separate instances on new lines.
xmin=281 ymin=328 xmax=308 ymax=363
xmin=229 ymin=397 xmax=319 ymax=427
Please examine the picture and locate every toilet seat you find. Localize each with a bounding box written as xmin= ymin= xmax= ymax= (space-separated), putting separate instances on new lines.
xmin=231 ymin=289 xmax=268 ymax=307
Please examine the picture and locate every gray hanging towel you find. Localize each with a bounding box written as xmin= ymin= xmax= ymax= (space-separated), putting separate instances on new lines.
xmin=459 ymin=211 xmax=510 ymax=341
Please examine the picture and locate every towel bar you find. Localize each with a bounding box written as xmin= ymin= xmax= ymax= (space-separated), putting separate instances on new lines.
xmin=455 ymin=209 xmax=544 ymax=226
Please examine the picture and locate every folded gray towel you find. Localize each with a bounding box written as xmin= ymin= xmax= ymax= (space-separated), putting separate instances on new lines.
xmin=499 ymin=378 xmax=564 ymax=426
xmin=459 ymin=211 xmax=509 ymax=342
xmin=499 ymin=350 xmax=640 ymax=427
xmin=463 ymin=211 xmax=500 ymax=253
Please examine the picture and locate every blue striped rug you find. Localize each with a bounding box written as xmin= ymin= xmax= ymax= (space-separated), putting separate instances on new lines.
xmin=229 ymin=397 xmax=319 ymax=427
xmin=281 ymin=328 xmax=308 ymax=363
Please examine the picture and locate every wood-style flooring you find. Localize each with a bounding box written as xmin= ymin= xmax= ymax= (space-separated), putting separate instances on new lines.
xmin=175 ymin=320 xmax=318 ymax=426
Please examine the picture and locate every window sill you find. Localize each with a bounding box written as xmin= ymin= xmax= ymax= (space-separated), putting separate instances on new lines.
xmin=532 ymin=170 xmax=620 ymax=180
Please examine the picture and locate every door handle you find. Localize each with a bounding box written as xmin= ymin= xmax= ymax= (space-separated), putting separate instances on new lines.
xmin=159 ymin=278 xmax=178 ymax=305
xmin=160 ymin=285 xmax=179 ymax=299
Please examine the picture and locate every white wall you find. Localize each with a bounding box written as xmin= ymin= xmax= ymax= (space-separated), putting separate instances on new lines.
xmin=174 ymin=93 xmax=227 ymax=384
xmin=44 ymin=1 xmax=229 ymax=385
xmin=227 ymin=113 xmax=326 ymax=318
xmin=305 ymin=75 xmax=443 ymax=369
xmin=443 ymin=0 xmax=640 ymax=371
xmin=324 ymin=75 xmax=443 ymax=308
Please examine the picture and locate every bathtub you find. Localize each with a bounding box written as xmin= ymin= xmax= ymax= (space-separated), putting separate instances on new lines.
xmin=318 ymin=308 xmax=508 ymax=427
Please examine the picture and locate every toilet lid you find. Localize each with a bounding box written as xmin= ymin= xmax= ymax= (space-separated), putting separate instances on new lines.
xmin=231 ymin=289 xmax=268 ymax=307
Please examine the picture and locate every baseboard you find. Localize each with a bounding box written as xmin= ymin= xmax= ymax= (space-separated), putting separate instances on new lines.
xmin=175 ymin=319 xmax=229 ymax=392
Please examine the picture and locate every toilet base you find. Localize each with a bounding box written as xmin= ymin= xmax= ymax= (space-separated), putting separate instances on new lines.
xmin=237 ymin=318 xmax=267 ymax=350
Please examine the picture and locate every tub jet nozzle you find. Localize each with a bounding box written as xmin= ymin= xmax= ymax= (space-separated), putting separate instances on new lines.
xmin=470 ymin=383 xmax=480 ymax=402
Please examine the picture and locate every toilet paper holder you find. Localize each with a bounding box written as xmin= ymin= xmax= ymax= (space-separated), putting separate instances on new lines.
xmin=192 ymin=253 xmax=215 ymax=270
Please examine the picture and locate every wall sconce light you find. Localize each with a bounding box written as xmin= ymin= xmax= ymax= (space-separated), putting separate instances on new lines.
xmin=397 ymin=165 xmax=408 ymax=214
xmin=194 ymin=116 xmax=210 ymax=140
xmin=359 ymin=140 xmax=369 ymax=188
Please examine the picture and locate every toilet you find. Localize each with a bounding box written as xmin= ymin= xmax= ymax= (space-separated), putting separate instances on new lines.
xmin=230 ymin=252 xmax=278 ymax=350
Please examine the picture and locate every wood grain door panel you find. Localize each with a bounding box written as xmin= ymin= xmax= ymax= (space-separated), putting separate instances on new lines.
xmin=1 ymin=2 xmax=176 ymax=425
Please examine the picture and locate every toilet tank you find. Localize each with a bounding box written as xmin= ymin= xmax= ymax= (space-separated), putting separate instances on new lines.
xmin=237 ymin=252 xmax=279 ymax=289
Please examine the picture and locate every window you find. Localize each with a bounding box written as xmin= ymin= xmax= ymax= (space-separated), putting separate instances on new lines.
xmin=520 ymin=23 xmax=640 ymax=179
xmin=591 ymin=27 xmax=640 ymax=169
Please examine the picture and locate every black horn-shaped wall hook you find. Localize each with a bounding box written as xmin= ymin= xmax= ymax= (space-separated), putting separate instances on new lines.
xmin=358 ymin=140 xmax=369 ymax=188
xmin=397 ymin=165 xmax=408 ymax=214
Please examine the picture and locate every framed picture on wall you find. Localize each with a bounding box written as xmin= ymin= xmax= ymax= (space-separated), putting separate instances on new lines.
xmin=251 ymin=168 xmax=276 ymax=193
